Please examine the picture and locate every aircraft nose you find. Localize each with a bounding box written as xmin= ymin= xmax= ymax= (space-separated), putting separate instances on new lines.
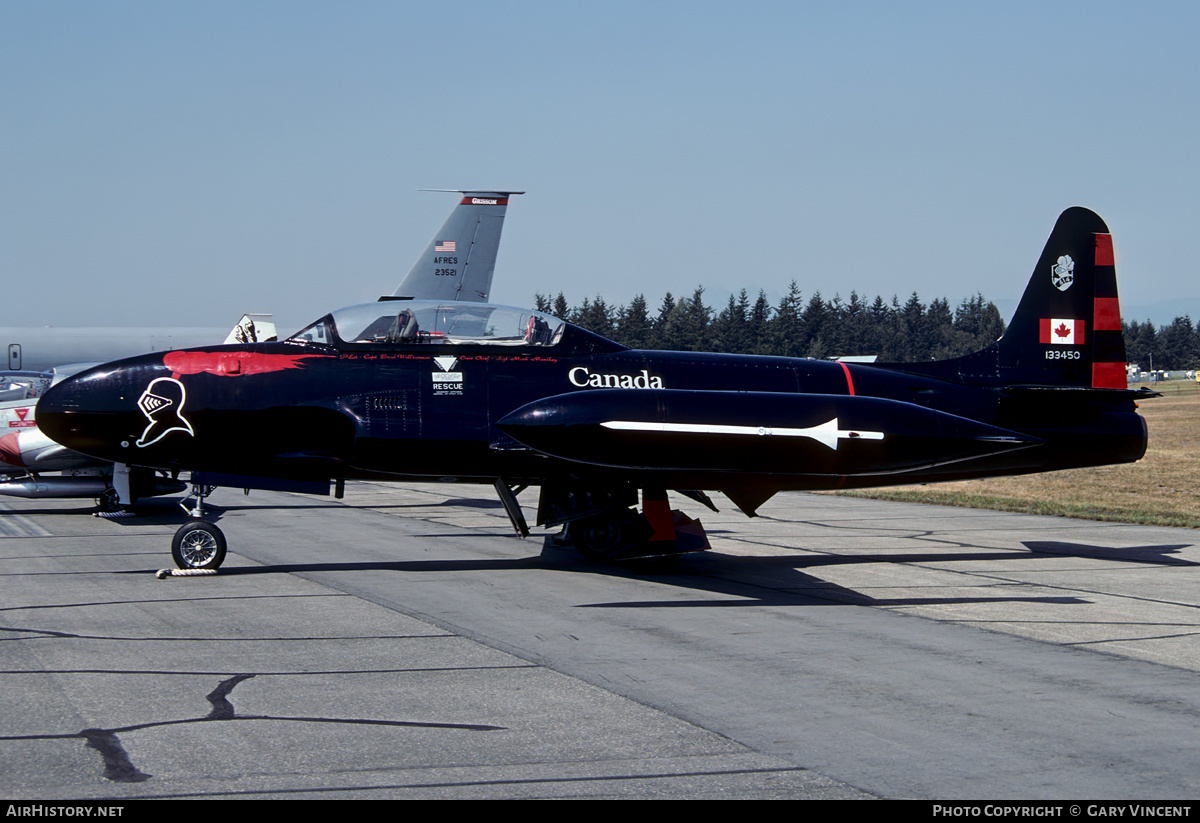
xmin=37 ymin=375 xmax=81 ymax=429
xmin=38 ymin=365 xmax=146 ymax=461
xmin=39 ymin=372 xmax=100 ymax=454
xmin=38 ymin=375 xmax=82 ymax=418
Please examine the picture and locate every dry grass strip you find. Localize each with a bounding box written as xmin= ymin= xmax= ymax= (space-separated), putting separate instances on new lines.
xmin=840 ymin=380 xmax=1200 ymax=528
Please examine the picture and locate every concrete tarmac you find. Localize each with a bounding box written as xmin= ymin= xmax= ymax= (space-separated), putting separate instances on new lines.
xmin=2 ymin=484 xmax=1198 ymax=799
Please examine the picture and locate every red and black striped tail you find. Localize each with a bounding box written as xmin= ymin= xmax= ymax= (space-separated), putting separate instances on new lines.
xmin=984 ymin=207 xmax=1128 ymax=389
xmin=1090 ymin=232 xmax=1127 ymax=388
xmin=872 ymin=208 xmax=1130 ymax=392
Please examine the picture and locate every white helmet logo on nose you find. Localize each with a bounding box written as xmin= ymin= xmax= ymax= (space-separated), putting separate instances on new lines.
xmin=136 ymin=377 xmax=194 ymax=447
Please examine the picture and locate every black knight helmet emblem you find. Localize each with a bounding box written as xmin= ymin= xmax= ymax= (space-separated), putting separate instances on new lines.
xmin=136 ymin=377 xmax=194 ymax=447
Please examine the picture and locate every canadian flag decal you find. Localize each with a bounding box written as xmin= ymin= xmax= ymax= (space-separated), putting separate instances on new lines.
xmin=1040 ymin=318 xmax=1085 ymax=345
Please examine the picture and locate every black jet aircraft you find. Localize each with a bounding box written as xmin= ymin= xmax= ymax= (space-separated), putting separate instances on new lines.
xmin=37 ymin=207 xmax=1149 ymax=571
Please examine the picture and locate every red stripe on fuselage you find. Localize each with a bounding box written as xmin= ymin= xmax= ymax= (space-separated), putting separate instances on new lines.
xmin=163 ymin=351 xmax=331 ymax=377
xmin=837 ymin=361 xmax=856 ymax=396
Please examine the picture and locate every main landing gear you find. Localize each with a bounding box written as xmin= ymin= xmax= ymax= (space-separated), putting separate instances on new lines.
xmin=169 ymin=483 xmax=226 ymax=571
xmin=565 ymin=504 xmax=711 ymax=565
xmin=515 ymin=480 xmax=714 ymax=565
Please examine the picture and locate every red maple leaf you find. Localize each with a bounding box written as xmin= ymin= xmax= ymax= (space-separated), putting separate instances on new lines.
xmin=1054 ymin=322 xmax=1071 ymax=339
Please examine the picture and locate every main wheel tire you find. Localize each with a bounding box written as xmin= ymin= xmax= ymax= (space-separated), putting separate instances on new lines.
xmin=171 ymin=520 xmax=227 ymax=570
xmin=570 ymin=509 xmax=644 ymax=561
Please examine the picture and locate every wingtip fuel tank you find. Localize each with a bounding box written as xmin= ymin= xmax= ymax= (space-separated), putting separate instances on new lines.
xmin=499 ymin=389 xmax=1041 ymax=476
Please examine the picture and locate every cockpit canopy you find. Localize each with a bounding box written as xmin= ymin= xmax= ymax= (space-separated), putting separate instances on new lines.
xmin=289 ymin=300 xmax=566 ymax=349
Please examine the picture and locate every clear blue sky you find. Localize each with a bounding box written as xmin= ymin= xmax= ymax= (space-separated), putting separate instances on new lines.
xmin=4 ymin=1 xmax=1197 ymax=332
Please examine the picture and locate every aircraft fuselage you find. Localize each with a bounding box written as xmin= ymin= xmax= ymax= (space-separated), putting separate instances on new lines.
xmin=30 ymin=207 xmax=1152 ymax=570
xmin=36 ymin=327 xmax=1146 ymax=499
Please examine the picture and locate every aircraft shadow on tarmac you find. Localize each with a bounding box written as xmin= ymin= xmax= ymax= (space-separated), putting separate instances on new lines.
xmin=56 ymin=496 xmax=505 ymax=527
xmin=16 ymin=497 xmax=1192 ymax=608
xmin=0 ymin=504 xmax=105 ymax=517
xmin=197 ymin=549 xmax=1081 ymax=609
xmin=192 ymin=533 xmax=1194 ymax=610
xmin=1021 ymin=540 xmax=1197 ymax=565
xmin=347 ymin=498 xmax=507 ymax=510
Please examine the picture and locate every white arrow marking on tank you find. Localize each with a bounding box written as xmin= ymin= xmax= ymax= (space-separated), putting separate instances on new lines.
xmin=599 ymin=418 xmax=884 ymax=450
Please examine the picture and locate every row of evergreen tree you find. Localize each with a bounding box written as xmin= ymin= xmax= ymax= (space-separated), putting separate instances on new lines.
xmin=1124 ymin=317 xmax=1200 ymax=372
xmin=535 ymin=286 xmax=1200 ymax=370
xmin=535 ymin=285 xmax=1007 ymax=363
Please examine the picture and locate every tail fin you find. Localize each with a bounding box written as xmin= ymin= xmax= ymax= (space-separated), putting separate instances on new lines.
xmin=914 ymin=207 xmax=1127 ymax=389
xmin=998 ymin=207 xmax=1126 ymax=388
xmin=390 ymin=190 xmax=524 ymax=302
xmin=223 ymin=314 xmax=277 ymax=345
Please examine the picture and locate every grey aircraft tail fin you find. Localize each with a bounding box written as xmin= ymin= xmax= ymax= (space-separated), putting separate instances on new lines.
xmin=223 ymin=314 xmax=277 ymax=345
xmin=390 ymin=190 xmax=524 ymax=302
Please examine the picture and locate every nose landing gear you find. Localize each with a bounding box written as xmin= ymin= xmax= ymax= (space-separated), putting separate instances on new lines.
xmin=168 ymin=483 xmax=226 ymax=571
xmin=171 ymin=520 xmax=227 ymax=570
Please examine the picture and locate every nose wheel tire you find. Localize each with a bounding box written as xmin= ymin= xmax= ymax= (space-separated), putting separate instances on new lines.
xmin=171 ymin=520 xmax=227 ymax=570
xmin=97 ymin=487 xmax=121 ymax=512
